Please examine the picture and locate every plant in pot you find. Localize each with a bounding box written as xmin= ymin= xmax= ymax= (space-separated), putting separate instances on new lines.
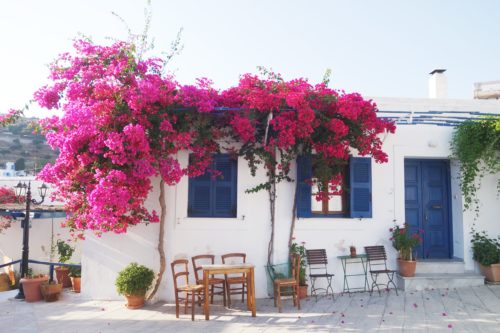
xmin=68 ymin=266 xmax=82 ymax=293
xmin=40 ymin=280 xmax=63 ymax=302
xmin=20 ymin=268 xmax=49 ymax=302
xmin=55 ymin=240 xmax=74 ymax=288
xmin=470 ymin=228 xmax=500 ymax=282
xmin=115 ymin=262 xmax=155 ymax=309
xmin=350 ymin=245 xmax=357 ymax=257
xmin=390 ymin=224 xmax=423 ymax=277
xmin=290 ymin=241 xmax=308 ymax=299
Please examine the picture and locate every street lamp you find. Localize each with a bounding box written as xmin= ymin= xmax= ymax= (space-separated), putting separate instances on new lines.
xmin=13 ymin=181 xmax=48 ymax=300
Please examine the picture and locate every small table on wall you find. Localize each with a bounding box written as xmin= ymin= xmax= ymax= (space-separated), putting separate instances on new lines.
xmin=201 ymin=263 xmax=256 ymax=320
xmin=337 ymin=254 xmax=369 ymax=295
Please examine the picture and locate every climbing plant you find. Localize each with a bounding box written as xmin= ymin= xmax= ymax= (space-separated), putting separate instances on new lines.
xmin=451 ymin=117 xmax=500 ymax=212
xmin=3 ymin=38 xmax=395 ymax=298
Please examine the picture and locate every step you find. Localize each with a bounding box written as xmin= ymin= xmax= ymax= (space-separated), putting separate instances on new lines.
xmin=416 ymin=259 xmax=465 ymax=274
xmin=397 ymin=272 xmax=485 ymax=291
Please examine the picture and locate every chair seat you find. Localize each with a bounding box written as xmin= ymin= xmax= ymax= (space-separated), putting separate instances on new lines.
xmin=177 ymin=284 xmax=204 ymax=292
xmin=274 ymin=278 xmax=297 ymax=286
xmin=310 ymin=273 xmax=334 ymax=278
xmin=370 ymin=269 xmax=396 ymax=274
xmin=196 ymin=277 xmax=225 ymax=285
xmin=226 ymin=276 xmax=246 ymax=284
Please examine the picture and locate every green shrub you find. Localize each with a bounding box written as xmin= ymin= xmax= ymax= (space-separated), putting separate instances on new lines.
xmin=115 ymin=263 xmax=155 ymax=296
xmin=56 ymin=240 xmax=74 ymax=264
xmin=470 ymin=228 xmax=500 ymax=266
xmin=68 ymin=266 xmax=81 ymax=278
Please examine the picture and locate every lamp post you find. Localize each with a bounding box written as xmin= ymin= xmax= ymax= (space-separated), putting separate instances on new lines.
xmin=13 ymin=181 xmax=48 ymax=300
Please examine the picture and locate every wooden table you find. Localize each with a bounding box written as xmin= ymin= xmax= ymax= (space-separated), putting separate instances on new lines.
xmin=201 ymin=263 xmax=256 ymax=320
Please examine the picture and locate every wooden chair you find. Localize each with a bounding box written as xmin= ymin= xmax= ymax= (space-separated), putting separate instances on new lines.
xmin=191 ymin=254 xmax=226 ymax=306
xmin=306 ymin=249 xmax=334 ymax=299
xmin=221 ymin=253 xmax=247 ymax=307
xmin=171 ymin=259 xmax=204 ymax=321
xmin=273 ymin=254 xmax=301 ymax=313
xmin=364 ymin=246 xmax=398 ymax=296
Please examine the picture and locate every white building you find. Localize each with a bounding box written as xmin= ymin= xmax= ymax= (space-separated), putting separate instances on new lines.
xmin=0 ymin=162 xmax=26 ymax=177
xmin=3 ymin=71 xmax=499 ymax=302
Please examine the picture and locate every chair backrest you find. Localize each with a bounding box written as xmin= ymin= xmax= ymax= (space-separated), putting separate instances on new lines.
xmin=191 ymin=254 xmax=215 ymax=282
xmin=306 ymin=249 xmax=329 ymax=275
xmin=291 ymin=253 xmax=301 ymax=284
xmin=221 ymin=253 xmax=246 ymax=277
xmin=171 ymin=259 xmax=190 ymax=291
xmin=221 ymin=253 xmax=246 ymax=265
xmin=364 ymin=245 xmax=389 ymax=271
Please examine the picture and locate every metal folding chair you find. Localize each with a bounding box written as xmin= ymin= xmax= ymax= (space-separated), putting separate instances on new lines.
xmin=364 ymin=246 xmax=398 ymax=296
xmin=305 ymin=249 xmax=334 ymax=299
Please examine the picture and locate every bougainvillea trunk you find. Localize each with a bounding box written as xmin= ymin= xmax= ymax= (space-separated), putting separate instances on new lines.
xmin=147 ymin=180 xmax=166 ymax=300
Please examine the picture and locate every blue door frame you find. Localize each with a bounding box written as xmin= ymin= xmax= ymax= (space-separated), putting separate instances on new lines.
xmin=404 ymin=159 xmax=452 ymax=259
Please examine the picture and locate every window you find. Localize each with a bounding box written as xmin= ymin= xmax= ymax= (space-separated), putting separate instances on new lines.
xmin=188 ymin=154 xmax=237 ymax=218
xmin=296 ymin=155 xmax=372 ymax=218
xmin=310 ymin=161 xmax=348 ymax=215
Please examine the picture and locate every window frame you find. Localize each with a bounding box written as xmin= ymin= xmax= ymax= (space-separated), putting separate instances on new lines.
xmin=296 ymin=155 xmax=372 ymax=219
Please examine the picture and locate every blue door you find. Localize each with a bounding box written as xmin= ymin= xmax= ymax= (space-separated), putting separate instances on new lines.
xmin=404 ymin=159 xmax=452 ymax=259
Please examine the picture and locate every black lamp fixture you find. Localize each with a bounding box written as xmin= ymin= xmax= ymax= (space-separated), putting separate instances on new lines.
xmin=13 ymin=181 xmax=48 ymax=300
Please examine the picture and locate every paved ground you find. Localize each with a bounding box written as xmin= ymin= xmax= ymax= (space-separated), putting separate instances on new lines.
xmin=1 ymin=286 xmax=500 ymax=332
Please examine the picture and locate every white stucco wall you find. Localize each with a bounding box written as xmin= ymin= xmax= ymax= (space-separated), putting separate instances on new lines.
xmin=76 ymin=97 xmax=500 ymax=302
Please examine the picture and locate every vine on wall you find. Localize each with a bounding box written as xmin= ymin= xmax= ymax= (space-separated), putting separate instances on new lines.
xmin=451 ymin=118 xmax=500 ymax=213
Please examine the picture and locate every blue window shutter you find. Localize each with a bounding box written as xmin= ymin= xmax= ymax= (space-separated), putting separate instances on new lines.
xmin=213 ymin=154 xmax=237 ymax=217
xmin=188 ymin=175 xmax=212 ymax=217
xmin=349 ymin=157 xmax=372 ymax=218
xmin=296 ymin=155 xmax=312 ymax=218
xmin=188 ymin=154 xmax=237 ymax=218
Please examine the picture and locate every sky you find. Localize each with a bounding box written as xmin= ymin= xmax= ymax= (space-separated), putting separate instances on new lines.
xmin=1 ymin=0 xmax=499 ymax=118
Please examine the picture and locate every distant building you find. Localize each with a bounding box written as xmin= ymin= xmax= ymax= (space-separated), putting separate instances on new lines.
xmin=0 ymin=162 xmax=26 ymax=177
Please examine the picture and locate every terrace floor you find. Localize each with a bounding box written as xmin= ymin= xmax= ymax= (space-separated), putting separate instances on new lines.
xmin=1 ymin=285 xmax=500 ymax=332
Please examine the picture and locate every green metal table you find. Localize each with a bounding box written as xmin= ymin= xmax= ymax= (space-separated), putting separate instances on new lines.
xmin=337 ymin=254 xmax=369 ymax=295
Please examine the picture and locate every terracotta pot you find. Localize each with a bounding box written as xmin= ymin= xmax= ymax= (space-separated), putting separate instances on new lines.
xmin=20 ymin=275 xmax=49 ymax=302
xmin=40 ymin=282 xmax=63 ymax=302
xmin=0 ymin=273 xmax=11 ymax=292
xmin=55 ymin=267 xmax=72 ymax=288
xmin=398 ymin=259 xmax=417 ymax=277
xmin=479 ymin=263 xmax=500 ymax=282
xmin=125 ymin=294 xmax=146 ymax=309
xmin=298 ymin=285 xmax=308 ymax=299
xmin=70 ymin=277 xmax=81 ymax=293
xmin=350 ymin=247 xmax=357 ymax=258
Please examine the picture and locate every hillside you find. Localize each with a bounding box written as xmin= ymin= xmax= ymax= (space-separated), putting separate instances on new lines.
xmin=0 ymin=117 xmax=58 ymax=174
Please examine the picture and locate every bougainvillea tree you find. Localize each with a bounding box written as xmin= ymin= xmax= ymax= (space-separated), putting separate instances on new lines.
xmin=4 ymin=38 xmax=395 ymax=298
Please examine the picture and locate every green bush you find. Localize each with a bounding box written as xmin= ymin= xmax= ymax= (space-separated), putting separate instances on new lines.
xmin=56 ymin=240 xmax=74 ymax=264
xmin=115 ymin=263 xmax=155 ymax=296
xmin=470 ymin=228 xmax=500 ymax=266
xmin=68 ymin=266 xmax=81 ymax=278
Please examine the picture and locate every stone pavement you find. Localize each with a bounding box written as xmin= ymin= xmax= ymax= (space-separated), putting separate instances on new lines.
xmin=1 ymin=285 xmax=500 ymax=333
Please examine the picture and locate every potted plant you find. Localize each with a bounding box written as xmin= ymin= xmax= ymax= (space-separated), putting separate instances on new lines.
xmin=40 ymin=280 xmax=63 ymax=302
xmin=115 ymin=262 xmax=155 ymax=309
xmin=390 ymin=224 xmax=423 ymax=277
xmin=290 ymin=241 xmax=308 ymax=299
xmin=350 ymin=245 xmax=357 ymax=257
xmin=69 ymin=266 xmax=82 ymax=293
xmin=55 ymin=240 xmax=74 ymax=288
xmin=20 ymin=269 xmax=49 ymax=302
xmin=470 ymin=228 xmax=500 ymax=282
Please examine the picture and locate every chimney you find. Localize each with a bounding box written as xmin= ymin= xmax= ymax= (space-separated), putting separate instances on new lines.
xmin=428 ymin=69 xmax=447 ymax=99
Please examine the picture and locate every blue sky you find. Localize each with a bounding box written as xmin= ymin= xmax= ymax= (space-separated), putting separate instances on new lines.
xmin=1 ymin=0 xmax=499 ymax=118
